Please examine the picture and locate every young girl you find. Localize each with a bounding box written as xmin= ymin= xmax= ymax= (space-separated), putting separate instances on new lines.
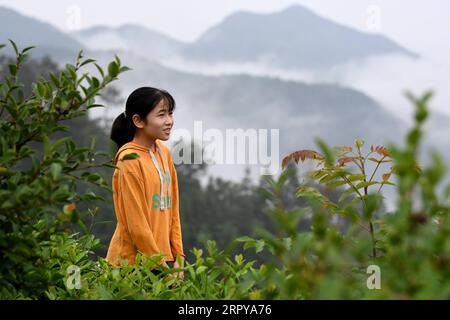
xmin=107 ymin=87 xmax=185 ymax=280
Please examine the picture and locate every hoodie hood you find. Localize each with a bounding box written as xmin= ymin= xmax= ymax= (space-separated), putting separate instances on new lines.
xmin=113 ymin=140 xmax=159 ymax=165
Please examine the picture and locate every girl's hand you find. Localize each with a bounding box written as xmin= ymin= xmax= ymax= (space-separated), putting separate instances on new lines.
xmin=173 ymin=257 xmax=185 ymax=280
xmin=172 ymin=271 xmax=184 ymax=280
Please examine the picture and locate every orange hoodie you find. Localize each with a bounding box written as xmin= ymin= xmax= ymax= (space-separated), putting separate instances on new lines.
xmin=106 ymin=140 xmax=185 ymax=267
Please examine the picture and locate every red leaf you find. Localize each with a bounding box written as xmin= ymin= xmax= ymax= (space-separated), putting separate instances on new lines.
xmin=370 ymin=145 xmax=390 ymax=157
xmin=282 ymin=150 xmax=323 ymax=168
xmin=338 ymin=156 xmax=359 ymax=167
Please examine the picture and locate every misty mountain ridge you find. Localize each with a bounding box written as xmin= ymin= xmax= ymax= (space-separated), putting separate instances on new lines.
xmin=70 ymin=4 xmax=417 ymax=71
xmin=181 ymin=5 xmax=416 ymax=70
xmin=0 ymin=6 xmax=82 ymax=60
xmin=72 ymin=23 xmax=185 ymax=61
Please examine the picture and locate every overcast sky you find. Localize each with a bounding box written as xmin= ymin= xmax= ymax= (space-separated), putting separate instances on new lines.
xmin=1 ymin=0 xmax=449 ymax=65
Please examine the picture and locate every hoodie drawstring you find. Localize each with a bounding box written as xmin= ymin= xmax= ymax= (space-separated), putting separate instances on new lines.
xmin=149 ymin=144 xmax=170 ymax=210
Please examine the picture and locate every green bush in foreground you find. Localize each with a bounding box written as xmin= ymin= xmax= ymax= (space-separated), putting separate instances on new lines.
xmin=1 ymin=43 xmax=449 ymax=299
xmin=0 ymin=41 xmax=128 ymax=298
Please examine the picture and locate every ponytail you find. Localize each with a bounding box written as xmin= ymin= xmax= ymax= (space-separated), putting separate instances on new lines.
xmin=110 ymin=111 xmax=135 ymax=149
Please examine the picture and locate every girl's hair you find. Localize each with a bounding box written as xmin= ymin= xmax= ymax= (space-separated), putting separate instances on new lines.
xmin=110 ymin=87 xmax=176 ymax=149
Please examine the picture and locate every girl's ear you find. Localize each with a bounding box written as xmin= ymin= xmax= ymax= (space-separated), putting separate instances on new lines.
xmin=132 ymin=114 xmax=145 ymax=129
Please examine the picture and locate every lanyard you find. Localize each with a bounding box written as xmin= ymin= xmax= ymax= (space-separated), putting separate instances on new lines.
xmin=149 ymin=143 xmax=170 ymax=210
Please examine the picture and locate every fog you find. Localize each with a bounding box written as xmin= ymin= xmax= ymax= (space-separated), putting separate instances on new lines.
xmin=160 ymin=53 xmax=450 ymax=121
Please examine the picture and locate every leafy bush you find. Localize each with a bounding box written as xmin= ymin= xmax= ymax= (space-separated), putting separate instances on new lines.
xmin=236 ymin=92 xmax=450 ymax=299
xmin=0 ymin=41 xmax=128 ymax=298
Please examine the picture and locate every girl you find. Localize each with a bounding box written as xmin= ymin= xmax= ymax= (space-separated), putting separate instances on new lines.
xmin=107 ymin=87 xmax=185 ymax=280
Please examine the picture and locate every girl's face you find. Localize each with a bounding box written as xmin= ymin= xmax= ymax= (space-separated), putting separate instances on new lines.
xmin=132 ymin=99 xmax=174 ymax=141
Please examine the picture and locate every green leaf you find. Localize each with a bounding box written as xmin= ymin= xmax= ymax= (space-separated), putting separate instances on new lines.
xmin=22 ymin=46 xmax=35 ymax=53
xmin=86 ymin=104 xmax=104 ymax=109
xmin=196 ymin=266 xmax=207 ymax=275
xmin=119 ymin=66 xmax=131 ymax=73
xmin=338 ymin=187 xmax=356 ymax=203
xmin=91 ymin=76 xmax=100 ymax=88
xmin=18 ymin=145 xmax=33 ymax=158
xmin=49 ymin=72 xmax=60 ymax=87
xmin=70 ymin=208 xmax=79 ymax=223
xmin=80 ymin=58 xmax=96 ymax=68
xmin=296 ymin=185 xmax=323 ymax=198
xmin=9 ymin=39 xmax=19 ymax=55
xmin=52 ymin=137 xmax=72 ymax=152
xmin=76 ymin=49 xmax=84 ymax=63
xmin=235 ymin=236 xmax=254 ymax=243
xmin=316 ymin=138 xmax=336 ymax=166
xmin=234 ymin=254 xmax=243 ymax=264
xmin=85 ymin=173 xmax=102 ymax=182
xmin=108 ymin=61 xmax=119 ymax=78
xmin=49 ymin=163 xmax=62 ymax=180
xmin=276 ymin=166 xmax=295 ymax=191
xmin=347 ymin=173 xmax=366 ymax=182
xmin=122 ymin=153 xmax=140 ymax=160
xmin=37 ymin=82 xmax=47 ymax=97
xmin=114 ymin=54 xmax=121 ymax=65
xmin=8 ymin=64 xmax=17 ymax=77
xmin=94 ymin=63 xmax=105 ymax=78
xmin=255 ymin=240 xmax=265 ymax=253
xmin=354 ymin=181 xmax=378 ymax=190
xmin=364 ymin=193 xmax=382 ymax=220
xmin=319 ymin=169 xmax=351 ymax=184
xmin=89 ymin=136 xmax=96 ymax=151
xmin=52 ymin=186 xmax=71 ymax=201
xmin=444 ymin=184 xmax=450 ymax=199
xmin=66 ymin=64 xmax=77 ymax=79
xmin=355 ymin=139 xmax=365 ymax=150
xmin=311 ymin=169 xmax=327 ymax=180
xmin=81 ymin=191 xmax=104 ymax=201
xmin=43 ymin=134 xmax=52 ymax=158
xmin=326 ymin=179 xmax=348 ymax=188
xmin=341 ymin=197 xmax=363 ymax=211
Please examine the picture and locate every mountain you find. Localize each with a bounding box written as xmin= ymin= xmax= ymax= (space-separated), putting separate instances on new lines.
xmin=72 ymin=24 xmax=185 ymax=61
xmin=69 ymin=5 xmax=418 ymax=72
xmin=181 ymin=5 xmax=417 ymax=69
xmin=0 ymin=6 xmax=82 ymax=60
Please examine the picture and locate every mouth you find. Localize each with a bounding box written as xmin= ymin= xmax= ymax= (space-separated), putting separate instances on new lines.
xmin=163 ymin=128 xmax=171 ymax=134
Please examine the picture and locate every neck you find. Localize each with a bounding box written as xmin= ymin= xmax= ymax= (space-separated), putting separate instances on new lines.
xmin=132 ymin=134 xmax=156 ymax=151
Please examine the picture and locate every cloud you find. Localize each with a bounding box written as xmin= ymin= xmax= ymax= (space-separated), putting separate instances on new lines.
xmin=161 ymin=53 xmax=450 ymax=122
xmin=316 ymin=54 xmax=450 ymax=121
